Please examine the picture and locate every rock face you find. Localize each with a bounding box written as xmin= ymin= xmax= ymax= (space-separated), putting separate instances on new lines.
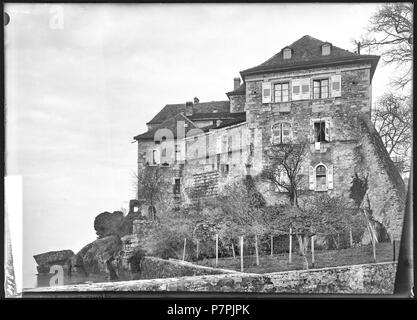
xmin=94 ymin=211 xmax=125 ymax=238
xmin=33 ymin=250 xmax=74 ymax=274
xmin=72 ymin=235 xmax=122 ymax=279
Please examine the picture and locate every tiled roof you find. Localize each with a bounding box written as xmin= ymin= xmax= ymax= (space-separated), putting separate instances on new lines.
xmin=226 ymin=83 xmax=246 ymax=97
xmin=189 ymin=112 xmax=243 ymax=121
xmin=147 ymin=101 xmax=230 ymax=125
xmin=240 ymin=35 xmax=380 ymax=79
xmin=134 ymin=113 xmax=199 ymax=140
xmin=135 ymin=112 xmax=246 ymax=140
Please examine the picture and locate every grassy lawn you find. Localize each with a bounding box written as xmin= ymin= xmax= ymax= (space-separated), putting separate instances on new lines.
xmin=195 ymin=242 xmax=399 ymax=273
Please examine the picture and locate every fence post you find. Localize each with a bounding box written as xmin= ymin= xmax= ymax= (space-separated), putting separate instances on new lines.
xmin=270 ymin=235 xmax=273 ymax=257
xmin=289 ymin=227 xmax=292 ymax=264
xmin=255 ymin=234 xmax=259 ymax=266
xmin=196 ymin=239 xmax=199 ymax=260
xmin=215 ymin=234 xmax=219 ymax=267
xmin=311 ymin=235 xmax=315 ymax=268
xmin=231 ymin=242 xmax=236 ymax=259
xmin=182 ymin=238 xmax=187 ymax=261
xmin=240 ymin=236 xmax=244 ymax=272
xmin=393 ymin=240 xmax=396 ymax=262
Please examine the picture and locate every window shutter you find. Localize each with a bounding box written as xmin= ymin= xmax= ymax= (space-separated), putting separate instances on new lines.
xmin=309 ymin=120 xmax=315 ymax=143
xmin=301 ymin=78 xmax=311 ymax=100
xmin=331 ymin=75 xmax=341 ymax=97
xmin=155 ymin=149 xmax=161 ymax=164
xmin=262 ymin=82 xmax=272 ymax=104
xmin=282 ymin=123 xmax=291 ymax=144
xmin=327 ymin=164 xmax=334 ymax=189
xmin=325 ymin=118 xmax=331 ymax=141
xmin=309 ymin=166 xmax=315 ymax=190
xmin=291 ymin=79 xmax=301 ymax=101
xmin=216 ymin=136 xmax=222 ymax=154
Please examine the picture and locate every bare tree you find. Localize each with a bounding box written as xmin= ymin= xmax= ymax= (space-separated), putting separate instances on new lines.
xmin=261 ymin=143 xmax=307 ymax=206
xmin=134 ymin=165 xmax=169 ymax=212
xmin=372 ymin=93 xmax=412 ymax=165
xmin=358 ymin=3 xmax=413 ymax=88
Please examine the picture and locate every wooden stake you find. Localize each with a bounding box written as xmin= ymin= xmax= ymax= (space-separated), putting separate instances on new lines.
xmin=231 ymin=242 xmax=236 ymax=259
xmin=215 ymin=234 xmax=219 ymax=267
xmin=182 ymin=238 xmax=187 ymax=261
xmin=196 ymin=239 xmax=199 ymax=260
xmin=289 ymin=227 xmax=292 ymax=264
xmin=393 ymin=240 xmax=396 ymax=261
xmin=255 ymin=234 xmax=259 ymax=266
xmin=270 ymin=235 xmax=273 ymax=257
xmin=349 ymin=224 xmax=353 ymax=248
xmin=311 ymin=235 xmax=315 ymax=268
xmin=240 ymin=236 xmax=244 ymax=272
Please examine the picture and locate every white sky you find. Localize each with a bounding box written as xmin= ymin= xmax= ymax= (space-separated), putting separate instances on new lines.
xmin=5 ymin=3 xmax=401 ymax=288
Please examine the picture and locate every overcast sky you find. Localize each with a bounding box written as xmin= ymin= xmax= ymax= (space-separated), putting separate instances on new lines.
xmin=5 ymin=3 xmax=397 ymax=288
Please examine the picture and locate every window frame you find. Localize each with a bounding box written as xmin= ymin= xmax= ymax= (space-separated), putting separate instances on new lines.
xmin=273 ymin=81 xmax=290 ymax=103
xmin=272 ymin=122 xmax=292 ymax=145
xmin=313 ymin=78 xmax=330 ymax=99
xmin=315 ymin=163 xmax=328 ymax=191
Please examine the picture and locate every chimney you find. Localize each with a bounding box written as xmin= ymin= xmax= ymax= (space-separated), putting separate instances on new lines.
xmin=193 ymin=97 xmax=199 ymax=104
xmin=357 ymin=41 xmax=361 ymax=55
xmin=185 ymin=101 xmax=193 ymax=116
xmin=233 ymin=77 xmax=241 ymax=90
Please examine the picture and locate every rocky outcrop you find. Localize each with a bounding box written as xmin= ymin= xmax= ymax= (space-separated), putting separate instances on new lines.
xmin=94 ymin=211 xmax=126 ymax=238
xmin=72 ymin=235 xmax=122 ymax=279
xmin=33 ymin=250 xmax=74 ymax=274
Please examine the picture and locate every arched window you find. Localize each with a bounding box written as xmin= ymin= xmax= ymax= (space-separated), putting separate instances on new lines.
xmin=315 ymin=165 xmax=327 ymax=191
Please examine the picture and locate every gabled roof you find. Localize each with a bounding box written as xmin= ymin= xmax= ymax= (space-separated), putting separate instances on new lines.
xmin=134 ymin=113 xmax=198 ymax=140
xmin=240 ymin=35 xmax=380 ymax=79
xmin=134 ymin=111 xmax=247 ymax=141
xmin=147 ymin=101 xmax=230 ymax=125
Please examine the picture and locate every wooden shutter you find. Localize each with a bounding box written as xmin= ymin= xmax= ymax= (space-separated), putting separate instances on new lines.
xmin=327 ymin=164 xmax=334 ymax=189
xmin=216 ymin=136 xmax=222 ymax=154
xmin=325 ymin=118 xmax=331 ymax=141
xmin=291 ymin=79 xmax=301 ymax=101
xmin=301 ymin=78 xmax=311 ymax=100
xmin=309 ymin=120 xmax=315 ymax=143
xmin=331 ymin=74 xmax=341 ymax=97
xmin=309 ymin=166 xmax=315 ymax=190
xmin=262 ymin=82 xmax=272 ymax=103
xmin=282 ymin=123 xmax=291 ymax=144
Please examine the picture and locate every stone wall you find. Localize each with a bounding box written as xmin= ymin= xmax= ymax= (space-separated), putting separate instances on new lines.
xmin=358 ymin=116 xmax=406 ymax=240
xmin=139 ymin=256 xmax=238 ymax=280
xmin=28 ymin=261 xmax=397 ymax=294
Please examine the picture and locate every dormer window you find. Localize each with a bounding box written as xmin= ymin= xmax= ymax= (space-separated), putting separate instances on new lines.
xmin=321 ymin=43 xmax=331 ymax=56
xmin=283 ymin=47 xmax=292 ymax=60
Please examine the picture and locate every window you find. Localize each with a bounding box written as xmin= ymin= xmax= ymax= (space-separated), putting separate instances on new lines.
xmin=152 ymin=149 xmax=159 ymax=164
xmin=194 ymin=149 xmax=198 ymax=159
xmin=313 ymin=79 xmax=329 ymax=99
xmin=272 ymin=122 xmax=292 ymax=144
xmin=321 ymin=44 xmax=331 ymax=56
xmin=283 ymin=48 xmax=292 ymax=59
xmin=314 ymin=122 xmax=326 ymax=142
xmin=162 ymin=148 xmax=166 ymax=157
xmin=315 ymin=165 xmax=327 ymax=191
xmin=175 ymin=144 xmax=180 ymax=161
xmin=274 ymin=82 xmax=289 ymax=102
xmin=173 ymin=178 xmax=181 ymax=194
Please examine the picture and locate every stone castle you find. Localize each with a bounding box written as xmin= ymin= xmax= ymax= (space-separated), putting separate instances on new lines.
xmin=133 ymin=35 xmax=405 ymax=241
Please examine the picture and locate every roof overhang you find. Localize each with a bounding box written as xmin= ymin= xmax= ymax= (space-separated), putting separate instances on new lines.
xmin=240 ymin=56 xmax=380 ymax=81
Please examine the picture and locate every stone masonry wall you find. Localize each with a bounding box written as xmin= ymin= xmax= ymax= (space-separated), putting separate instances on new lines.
xmin=139 ymin=256 xmax=238 ymax=280
xmin=29 ymin=261 xmax=397 ymax=294
xmin=358 ymin=116 xmax=406 ymax=240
